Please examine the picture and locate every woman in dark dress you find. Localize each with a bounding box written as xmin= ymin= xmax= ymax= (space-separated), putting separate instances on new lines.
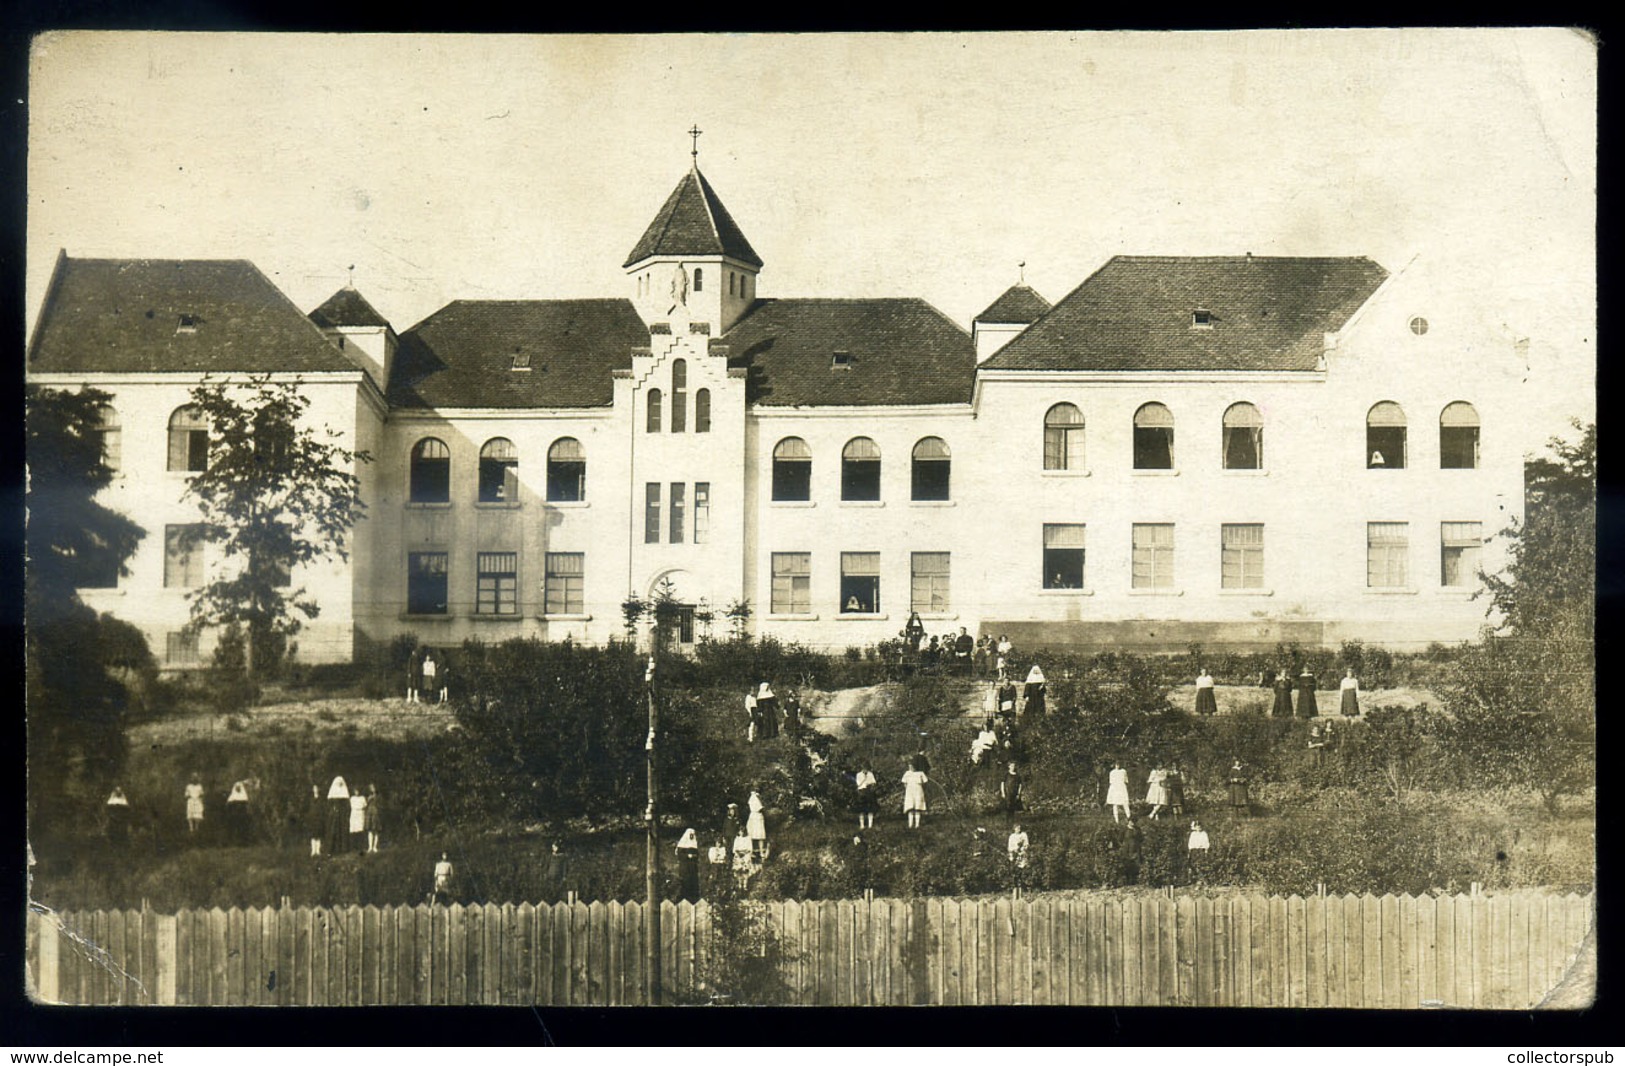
xmin=1227 ymin=760 xmax=1250 ymax=815
xmin=104 ymin=787 xmax=131 ymax=847
xmin=306 ymin=784 xmax=326 ymax=858
xmin=675 ymin=828 xmax=701 ymax=902
xmin=1000 ymin=762 xmax=1025 ymax=816
xmin=1271 ymin=670 xmax=1295 ymax=718
xmin=756 ymin=682 xmax=779 ymax=740
xmin=1296 ymin=669 xmax=1319 ymax=718
xmin=1194 ymin=668 xmax=1219 ymax=716
xmin=1164 ymin=764 xmax=1186 ymax=816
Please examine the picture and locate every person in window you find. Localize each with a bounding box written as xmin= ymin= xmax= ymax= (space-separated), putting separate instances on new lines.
xmin=1271 ymin=668 xmax=1295 ymax=718
xmin=104 ymin=787 xmax=131 ymax=848
xmin=675 ymin=828 xmax=701 ymax=902
xmin=954 ymin=627 xmax=975 ymax=676
xmin=184 ymin=774 xmax=205 ymax=837
xmin=1340 ymin=668 xmax=1361 ymax=717
xmin=853 ymin=765 xmax=878 ymax=830
xmin=1023 ymin=665 xmax=1047 ymax=716
xmin=845 ymin=595 xmax=863 ymax=613
xmin=1296 ymin=668 xmax=1319 ymax=718
xmin=901 ymin=763 xmax=929 ymax=830
xmin=1106 ymin=763 xmax=1131 ymax=823
xmin=1194 ymin=667 xmax=1218 ymax=716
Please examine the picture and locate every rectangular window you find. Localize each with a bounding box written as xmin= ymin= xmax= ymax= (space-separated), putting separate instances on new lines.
xmin=1042 ymin=524 xmax=1086 ymax=589
xmin=544 ymin=552 xmax=585 ymax=615
xmin=1221 ymin=524 xmax=1265 ymax=589
xmin=670 ymin=482 xmax=686 ymax=544
xmin=1132 ymin=523 xmax=1176 ymax=589
xmin=476 ymin=551 xmax=519 ymax=615
xmin=1440 ymin=426 xmax=1480 ymax=469
xmin=840 ymin=552 xmax=880 ymax=613
xmin=771 ymin=552 xmax=811 ymax=614
xmin=164 ymin=524 xmax=205 ymax=588
xmin=910 ymin=552 xmax=951 ymax=613
xmin=98 ymin=426 xmax=122 ymax=473
xmin=1441 ymin=521 xmax=1483 ymax=587
xmin=407 ymin=551 xmax=449 ymax=614
xmin=1367 ymin=522 xmax=1410 ymax=588
xmin=165 ymin=631 xmax=200 ymax=665
xmin=693 ymin=482 xmax=710 ymax=544
xmin=645 ymin=483 xmax=661 ymax=544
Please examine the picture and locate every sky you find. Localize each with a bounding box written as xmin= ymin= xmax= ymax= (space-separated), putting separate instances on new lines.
xmin=26 ymin=29 xmax=1596 ymax=445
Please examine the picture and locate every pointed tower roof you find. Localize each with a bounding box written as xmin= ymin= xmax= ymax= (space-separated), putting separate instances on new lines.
xmin=975 ymin=284 xmax=1051 ymax=324
xmin=624 ymin=168 xmax=763 ymax=269
xmin=310 ymin=285 xmax=391 ymax=329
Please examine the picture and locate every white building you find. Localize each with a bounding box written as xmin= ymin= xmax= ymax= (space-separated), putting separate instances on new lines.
xmin=26 ymin=164 xmax=1522 ymax=665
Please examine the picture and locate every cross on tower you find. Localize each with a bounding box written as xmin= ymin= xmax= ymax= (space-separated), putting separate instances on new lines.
xmin=688 ymin=124 xmax=703 ymax=163
xmin=1018 ymin=261 xmax=1026 ymax=284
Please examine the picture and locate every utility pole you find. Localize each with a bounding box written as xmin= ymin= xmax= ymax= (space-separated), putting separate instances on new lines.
xmin=644 ymin=653 xmax=662 ymax=1005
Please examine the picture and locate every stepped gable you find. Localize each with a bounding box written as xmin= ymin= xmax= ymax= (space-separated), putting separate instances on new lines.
xmin=983 ymin=255 xmax=1389 ymax=373
xmin=720 ymin=297 xmax=974 ymax=407
xmin=28 ymin=256 xmax=357 ymax=374
xmin=388 ymin=299 xmax=649 ymax=409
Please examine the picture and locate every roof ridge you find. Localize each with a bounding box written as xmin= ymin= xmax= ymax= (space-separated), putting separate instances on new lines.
xmin=693 ymin=169 xmax=724 ymax=252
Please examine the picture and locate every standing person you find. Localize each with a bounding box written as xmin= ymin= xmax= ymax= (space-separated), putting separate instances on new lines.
xmin=1271 ymin=669 xmax=1295 ymax=718
xmin=921 ymin=636 xmax=940 ymax=673
xmin=996 ymin=635 xmax=1013 ymax=682
xmin=348 ymin=784 xmax=368 ymax=853
xmin=756 ymin=682 xmax=779 ymax=741
xmin=1000 ymin=761 xmax=1025 ymax=817
xmin=731 ymin=828 xmax=757 ymax=891
xmin=432 ymin=852 xmax=454 ymax=904
xmin=744 ymin=687 xmax=759 ymax=744
xmin=364 ymin=784 xmax=381 ymax=853
xmin=902 ymin=612 xmax=925 ymax=653
xmin=849 ymin=833 xmax=873 ymax=900
xmin=407 ymin=649 xmax=422 ymax=704
xmin=420 ymin=652 xmax=438 ymax=705
xmin=306 ymin=784 xmax=325 ymax=858
xmin=1340 ymin=668 xmax=1361 ymax=717
xmin=854 ymin=766 xmax=878 ymax=829
xmin=909 ymin=747 xmax=932 ymax=775
xmin=1187 ymin=821 xmax=1211 ymax=876
xmin=1308 ymin=723 xmax=1327 ymax=767
xmin=1194 ymin=667 xmax=1218 ymax=716
xmin=104 ymin=787 xmax=131 ymax=847
xmin=783 ymin=690 xmax=802 ymax=737
xmin=1007 ymin=822 xmax=1031 ymax=896
xmin=901 ymin=764 xmax=929 ymax=830
xmin=954 ymin=627 xmax=975 ymax=676
xmin=973 ymin=635 xmax=990 ymax=678
xmin=970 ymin=718 xmax=999 ymax=767
xmin=1106 ymin=763 xmax=1131 ymax=823
xmin=184 ymin=774 xmax=205 ymax=837
xmin=1023 ymin=665 xmax=1047 ymax=716
xmin=226 ymin=780 xmax=251 ymax=845
xmin=675 ymin=828 xmax=701 ymax=902
xmin=707 ymin=836 xmax=729 ymax=895
xmin=1227 ymin=761 xmax=1251 ymax=815
xmin=746 ymin=790 xmax=769 ymax=861
xmin=325 ymin=776 xmax=350 ymax=854
xmin=1296 ymin=668 xmax=1319 ymax=718
xmin=1165 ymin=763 xmax=1186 ymax=817
xmin=1145 ymin=765 xmax=1168 ymax=820
xmin=547 ymin=841 xmax=574 ymax=903
xmin=997 ymin=679 xmax=1018 ymax=725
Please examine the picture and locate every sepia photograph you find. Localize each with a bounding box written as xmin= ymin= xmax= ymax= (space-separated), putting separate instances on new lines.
xmin=22 ymin=29 xmax=1596 ymax=1011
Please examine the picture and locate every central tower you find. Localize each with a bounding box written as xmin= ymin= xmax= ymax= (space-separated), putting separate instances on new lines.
xmin=623 ymin=159 xmax=763 ymax=335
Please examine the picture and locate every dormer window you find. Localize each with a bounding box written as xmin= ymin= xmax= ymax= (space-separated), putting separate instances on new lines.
xmin=1191 ymin=309 xmax=1214 ymax=329
xmin=176 ymin=314 xmax=199 ymax=333
xmin=511 ymin=352 xmax=532 ymax=371
xmin=832 ymin=351 xmax=854 ymax=369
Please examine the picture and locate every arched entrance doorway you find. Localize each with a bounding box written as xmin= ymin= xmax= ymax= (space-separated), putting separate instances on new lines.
xmin=645 ymin=568 xmax=700 ymax=649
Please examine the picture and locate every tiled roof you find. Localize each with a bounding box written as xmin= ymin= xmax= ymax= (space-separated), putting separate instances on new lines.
xmin=27 ymin=257 xmax=359 ymax=374
xmin=720 ymin=298 xmax=974 ymax=406
xmin=983 ymin=255 xmax=1389 ymax=372
xmin=388 ymin=299 xmax=650 ymax=408
xmin=310 ymin=286 xmax=391 ymax=329
xmin=623 ymin=168 xmax=763 ymax=269
xmin=975 ymin=284 xmax=1051 ymax=324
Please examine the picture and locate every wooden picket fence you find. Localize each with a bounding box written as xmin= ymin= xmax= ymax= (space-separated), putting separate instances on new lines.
xmin=27 ymin=889 xmax=1590 ymax=1008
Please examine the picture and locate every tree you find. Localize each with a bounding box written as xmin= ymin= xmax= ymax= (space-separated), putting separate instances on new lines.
xmin=24 ymin=386 xmax=151 ymax=837
xmin=1443 ymin=422 xmax=1595 ymax=814
xmin=178 ymin=376 xmax=370 ymax=684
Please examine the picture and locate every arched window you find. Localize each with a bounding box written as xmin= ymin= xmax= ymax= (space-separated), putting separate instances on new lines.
xmin=1043 ymin=402 xmax=1084 ymax=471
xmin=167 ymin=405 xmax=210 ymax=472
xmin=1222 ymin=402 xmax=1263 ymax=470
xmin=1367 ymin=402 xmax=1407 ymax=469
xmin=772 ymin=437 xmax=812 ymax=501
xmin=911 ymin=437 xmax=951 ymax=501
xmin=409 ymin=437 xmax=451 ymax=502
xmin=1133 ymin=402 xmax=1175 ymax=470
xmin=729 ymin=272 xmax=736 ymax=296
xmin=695 ymin=388 xmax=711 ymax=433
xmin=546 ymin=437 xmax=586 ymax=502
xmin=842 ymin=437 xmax=882 ymax=501
xmin=94 ymin=403 xmax=121 ymax=473
xmin=671 ymin=359 xmax=688 ymax=433
xmin=647 ymin=388 xmax=663 ymax=433
xmin=478 ymin=437 xmax=519 ymax=502
xmin=694 ymin=267 xmax=704 ymax=293
xmin=1439 ymin=402 xmax=1480 ymax=469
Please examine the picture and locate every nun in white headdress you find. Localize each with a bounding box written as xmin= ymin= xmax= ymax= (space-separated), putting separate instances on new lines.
xmin=746 ymin=790 xmax=769 ymax=860
xmin=675 ymin=828 xmax=701 ymax=901
xmin=1023 ymin=665 xmax=1048 ymax=716
xmin=226 ymin=780 xmax=251 ymax=845
xmin=325 ymin=776 xmax=350 ymax=854
xmin=756 ymin=682 xmax=779 ymax=740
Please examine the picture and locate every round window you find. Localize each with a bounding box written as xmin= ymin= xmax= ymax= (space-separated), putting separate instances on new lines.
xmin=1409 ymin=316 xmax=1429 ymax=336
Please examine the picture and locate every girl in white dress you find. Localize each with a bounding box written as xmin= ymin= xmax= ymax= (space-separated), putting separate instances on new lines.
xmin=349 ymin=788 xmax=369 ymax=851
xmin=746 ymin=790 xmax=769 ymax=860
xmin=1145 ymin=767 xmax=1168 ymax=820
xmin=184 ymin=776 xmax=205 ymax=834
xmin=901 ymin=767 xmax=929 ymax=829
xmin=1105 ymin=763 xmax=1131 ymax=823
